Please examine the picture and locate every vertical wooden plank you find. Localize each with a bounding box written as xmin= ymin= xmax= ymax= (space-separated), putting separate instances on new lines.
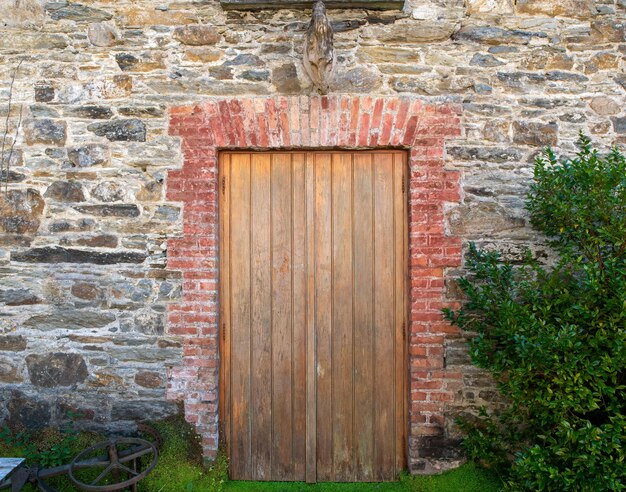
xmin=292 ymin=153 xmax=308 ymax=481
xmin=228 ymin=153 xmax=252 ymax=480
xmin=331 ymin=153 xmax=354 ymax=481
xmin=271 ymin=153 xmax=294 ymax=480
xmin=305 ymin=152 xmax=317 ymax=484
xmin=373 ymin=152 xmax=395 ymax=481
xmin=314 ymin=152 xmax=333 ymax=482
xmin=250 ymin=153 xmax=272 ymax=480
xmin=393 ymin=152 xmax=408 ymax=475
xmin=219 ymin=153 xmax=232 ymax=465
xmin=352 ymin=153 xmax=375 ymax=481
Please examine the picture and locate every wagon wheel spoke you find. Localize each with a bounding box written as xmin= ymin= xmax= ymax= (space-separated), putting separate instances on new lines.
xmin=91 ymin=463 xmax=115 ymax=485
xmin=92 ymin=456 xmax=111 ymax=467
xmin=70 ymin=437 xmax=158 ymax=490
xmin=119 ymin=445 xmax=153 ymax=463
xmin=75 ymin=455 xmax=110 ymax=468
xmin=117 ymin=463 xmax=140 ymax=477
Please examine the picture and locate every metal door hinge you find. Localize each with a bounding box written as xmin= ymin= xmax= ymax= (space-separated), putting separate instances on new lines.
xmin=402 ymin=179 xmax=405 ymax=194
xmin=222 ymin=322 xmax=226 ymax=340
xmin=221 ymin=176 xmax=226 ymax=194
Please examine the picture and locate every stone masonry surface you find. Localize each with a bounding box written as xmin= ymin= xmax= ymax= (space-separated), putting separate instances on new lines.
xmin=0 ymin=0 xmax=624 ymax=474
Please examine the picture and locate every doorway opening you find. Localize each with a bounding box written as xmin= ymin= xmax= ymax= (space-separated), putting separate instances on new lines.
xmin=219 ymin=150 xmax=408 ymax=482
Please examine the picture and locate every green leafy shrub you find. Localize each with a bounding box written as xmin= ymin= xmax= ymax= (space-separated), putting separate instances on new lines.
xmin=445 ymin=135 xmax=626 ymax=491
xmin=0 ymin=412 xmax=86 ymax=468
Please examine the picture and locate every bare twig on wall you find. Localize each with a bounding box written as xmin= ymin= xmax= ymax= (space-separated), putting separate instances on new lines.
xmin=6 ymin=103 xmax=24 ymax=193
xmin=1 ymin=58 xmax=24 ymax=192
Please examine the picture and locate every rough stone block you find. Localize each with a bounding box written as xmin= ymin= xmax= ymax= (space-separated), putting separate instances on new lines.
xmin=134 ymin=310 xmax=165 ymax=335
xmin=44 ymin=181 xmax=86 ymax=203
xmin=87 ymin=21 xmax=118 ymax=47
xmin=70 ymin=234 xmax=119 ymax=248
xmin=111 ymin=400 xmax=178 ymax=421
xmin=135 ymin=371 xmax=164 ymax=388
xmin=470 ymin=53 xmax=504 ymax=67
xmin=68 ymin=144 xmax=109 ymax=167
xmin=26 ymin=353 xmax=89 ymax=388
xmin=334 ymin=66 xmax=382 ymax=93
xmin=71 ymin=282 xmax=100 ymax=300
xmin=6 ymin=390 xmax=51 ymax=429
xmin=91 ymin=182 xmax=127 ymax=202
xmin=58 ymin=75 xmax=133 ymax=104
xmin=63 ymin=106 xmax=113 ymax=119
xmin=0 ymin=32 xmax=67 ymax=50
xmin=513 ymin=121 xmax=558 ymax=146
xmin=12 ymin=247 xmax=147 ymax=265
xmin=449 ymin=202 xmax=526 ymax=236
xmin=1 ymin=0 xmax=45 ymax=27
xmin=34 ymin=82 xmax=55 ymax=102
xmin=87 ymin=119 xmax=147 ymax=142
xmin=73 ymin=204 xmax=140 ymax=217
xmin=23 ymin=310 xmax=117 ymax=331
xmin=612 ymin=117 xmax=626 ymax=134
xmin=362 ymin=21 xmax=457 ymax=43
xmin=590 ymin=19 xmax=626 ymax=43
xmin=173 ymin=25 xmax=221 ymax=46
xmin=24 ymin=119 xmax=67 ymax=146
xmin=454 ymin=25 xmax=546 ymax=44
xmin=271 ymin=63 xmax=301 ymax=94
xmin=0 ymin=189 xmax=44 ymax=234
xmin=119 ymin=6 xmax=196 ymax=27
xmin=466 ymin=0 xmax=513 ymax=14
xmin=357 ymin=46 xmax=421 ymax=64
xmin=447 ymin=146 xmax=523 ymax=162
xmin=0 ymin=357 xmax=22 ymax=383
xmin=45 ymin=2 xmax=112 ymax=22
xmin=115 ymin=53 xmax=166 ymax=72
xmin=516 ymin=0 xmax=595 ymax=18
xmin=0 ymin=335 xmax=27 ymax=351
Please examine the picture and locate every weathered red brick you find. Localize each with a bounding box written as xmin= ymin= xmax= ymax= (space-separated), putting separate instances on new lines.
xmin=256 ymin=113 xmax=269 ymax=148
xmin=358 ymin=113 xmax=371 ymax=147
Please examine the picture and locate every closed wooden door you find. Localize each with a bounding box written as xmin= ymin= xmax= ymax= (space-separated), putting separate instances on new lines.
xmin=220 ymin=151 xmax=407 ymax=483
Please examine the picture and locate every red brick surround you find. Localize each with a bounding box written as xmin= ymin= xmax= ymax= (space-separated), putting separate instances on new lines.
xmin=167 ymin=95 xmax=462 ymax=472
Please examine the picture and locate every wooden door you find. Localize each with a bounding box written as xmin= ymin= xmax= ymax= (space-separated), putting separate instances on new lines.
xmin=220 ymin=151 xmax=407 ymax=483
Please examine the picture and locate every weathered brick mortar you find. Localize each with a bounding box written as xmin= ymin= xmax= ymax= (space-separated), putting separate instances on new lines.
xmin=0 ymin=0 xmax=624 ymax=474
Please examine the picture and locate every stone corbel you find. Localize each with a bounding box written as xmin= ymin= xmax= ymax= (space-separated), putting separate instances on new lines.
xmin=303 ymin=0 xmax=336 ymax=94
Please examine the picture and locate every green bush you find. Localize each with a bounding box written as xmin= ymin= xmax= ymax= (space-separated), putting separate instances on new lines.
xmin=445 ymin=135 xmax=626 ymax=491
xmin=0 ymin=412 xmax=90 ymax=469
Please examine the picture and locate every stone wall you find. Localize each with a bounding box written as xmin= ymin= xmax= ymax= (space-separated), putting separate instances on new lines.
xmin=0 ymin=0 xmax=624 ymax=473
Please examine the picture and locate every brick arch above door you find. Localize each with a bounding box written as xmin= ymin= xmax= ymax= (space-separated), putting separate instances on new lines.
xmin=166 ymin=95 xmax=463 ymax=474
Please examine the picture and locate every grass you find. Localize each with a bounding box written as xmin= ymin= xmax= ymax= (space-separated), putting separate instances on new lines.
xmin=223 ymin=464 xmax=502 ymax=492
xmin=0 ymin=417 xmax=502 ymax=491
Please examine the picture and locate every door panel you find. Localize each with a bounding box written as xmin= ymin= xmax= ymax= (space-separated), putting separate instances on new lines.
xmin=352 ymin=153 xmax=375 ymax=482
xmin=220 ymin=151 xmax=407 ymax=482
xmin=314 ymin=153 xmax=333 ymax=482
xmin=250 ymin=153 xmax=272 ymax=479
xmin=373 ymin=153 xmax=396 ymax=481
xmin=270 ymin=153 xmax=294 ymax=479
xmin=330 ymin=153 xmax=353 ymax=482
xmin=226 ymin=153 xmax=252 ymax=480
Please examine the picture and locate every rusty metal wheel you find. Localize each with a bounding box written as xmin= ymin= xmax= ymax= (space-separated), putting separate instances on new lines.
xmin=136 ymin=424 xmax=163 ymax=451
xmin=67 ymin=437 xmax=158 ymax=492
